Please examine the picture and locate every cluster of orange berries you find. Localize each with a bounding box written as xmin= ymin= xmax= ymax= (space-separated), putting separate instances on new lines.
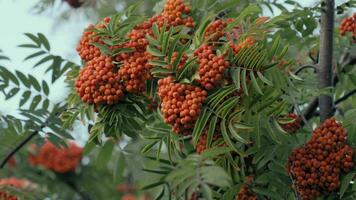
xmin=158 ymin=76 xmax=207 ymax=135
xmin=161 ymin=0 xmax=195 ymax=28
xmin=231 ymin=37 xmax=254 ymax=55
xmin=204 ymin=19 xmax=234 ymax=42
xmin=76 ymin=18 xmax=110 ymax=62
xmin=196 ymin=131 xmax=222 ymax=154
xmin=339 ymin=13 xmax=356 ymax=41
xmin=236 ymin=176 xmax=257 ymax=200
xmin=287 ymin=118 xmax=354 ymax=200
xmin=118 ymin=52 xmax=153 ymax=93
xmin=65 ymin=0 xmax=82 ymax=8
xmin=0 ymin=178 xmax=33 ymax=200
xmin=280 ymin=113 xmax=301 ymax=134
xmin=29 ymin=140 xmax=83 ymax=174
xmin=75 ymin=55 xmax=125 ymax=105
xmin=194 ymin=45 xmax=230 ymax=90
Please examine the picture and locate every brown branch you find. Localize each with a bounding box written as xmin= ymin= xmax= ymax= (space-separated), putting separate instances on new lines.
xmin=0 ymin=130 xmax=39 ymax=168
xmin=318 ymin=0 xmax=335 ymax=122
xmin=301 ymin=50 xmax=356 ymax=125
xmin=294 ymin=64 xmax=317 ymax=75
xmin=335 ymin=89 xmax=356 ymax=105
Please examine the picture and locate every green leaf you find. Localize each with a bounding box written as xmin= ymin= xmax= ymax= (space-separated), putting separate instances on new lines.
xmin=250 ymin=70 xmax=263 ymax=95
xmin=6 ymin=88 xmax=20 ymax=99
xmin=257 ymin=71 xmax=273 ymax=86
xmin=141 ymin=181 xmax=166 ymax=190
xmin=23 ymin=51 xmax=47 ymax=61
xmin=201 ymin=147 xmax=231 ymax=159
xmin=19 ymin=91 xmax=31 ymax=107
xmin=141 ymin=141 xmax=158 ymax=154
xmin=228 ymin=122 xmax=249 ymax=144
xmin=42 ymin=81 xmax=49 ymax=95
xmin=30 ymin=95 xmax=42 ymax=110
xmin=147 ymin=45 xmax=165 ymax=57
xmin=206 ymin=115 xmax=218 ymax=147
xmin=96 ymin=140 xmax=115 ymax=169
xmin=221 ymin=120 xmax=244 ymax=156
xmin=15 ymin=71 xmax=30 ymax=87
xmin=192 ymin=107 xmax=212 ymax=145
xmin=0 ymin=67 xmax=19 ymax=85
xmin=24 ymin=33 xmax=40 ymax=46
xmin=340 ymin=172 xmax=356 ymax=198
xmin=18 ymin=44 xmax=38 ymax=48
xmin=33 ymin=55 xmax=53 ymax=68
xmin=28 ymin=75 xmax=41 ymax=91
xmin=241 ymin=68 xmax=248 ymax=95
xmin=201 ymin=184 xmax=213 ymax=200
xmin=268 ymin=35 xmax=280 ymax=59
xmin=231 ymin=67 xmax=241 ymax=90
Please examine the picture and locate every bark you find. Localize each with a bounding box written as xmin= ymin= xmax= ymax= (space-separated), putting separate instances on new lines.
xmin=318 ymin=0 xmax=335 ymax=122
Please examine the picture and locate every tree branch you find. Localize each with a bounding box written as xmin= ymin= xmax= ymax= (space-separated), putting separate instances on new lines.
xmin=318 ymin=0 xmax=335 ymax=122
xmin=335 ymin=89 xmax=356 ymax=105
xmin=60 ymin=177 xmax=92 ymax=200
xmin=0 ymin=130 xmax=38 ymax=168
xmin=294 ymin=64 xmax=317 ymax=75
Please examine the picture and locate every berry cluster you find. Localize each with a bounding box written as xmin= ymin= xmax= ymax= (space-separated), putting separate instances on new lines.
xmin=280 ymin=113 xmax=301 ymax=134
xmin=119 ymin=52 xmax=153 ymax=93
xmin=196 ymin=132 xmax=222 ymax=154
xmin=75 ymin=55 xmax=125 ymax=105
xmin=339 ymin=13 xmax=356 ymax=41
xmin=158 ymin=76 xmax=207 ymax=135
xmin=235 ymin=185 xmax=257 ymax=200
xmin=166 ymin=52 xmax=188 ymax=71
xmin=161 ymin=0 xmax=195 ymax=28
xmin=0 ymin=178 xmax=33 ymax=200
xmin=231 ymin=37 xmax=254 ymax=55
xmin=236 ymin=176 xmax=257 ymax=200
xmin=65 ymin=0 xmax=82 ymax=8
xmin=76 ymin=18 xmax=110 ymax=62
xmin=29 ymin=140 xmax=83 ymax=174
xmin=287 ymin=118 xmax=354 ymax=200
xmin=204 ymin=19 xmax=234 ymax=42
xmin=118 ymin=0 xmax=194 ymax=93
xmin=194 ymin=45 xmax=230 ymax=90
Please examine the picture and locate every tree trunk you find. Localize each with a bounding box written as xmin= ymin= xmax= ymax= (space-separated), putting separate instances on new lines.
xmin=318 ymin=0 xmax=335 ymax=122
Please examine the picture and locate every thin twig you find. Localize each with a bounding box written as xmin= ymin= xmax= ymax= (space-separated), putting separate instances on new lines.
xmin=0 ymin=130 xmax=39 ymax=168
xmin=294 ymin=64 xmax=317 ymax=75
xmin=335 ymin=89 xmax=356 ymax=105
xmin=60 ymin=177 xmax=92 ymax=200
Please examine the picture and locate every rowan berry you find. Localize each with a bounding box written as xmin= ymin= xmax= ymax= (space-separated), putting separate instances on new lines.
xmin=158 ymin=77 xmax=207 ymax=135
xmin=287 ymin=118 xmax=354 ymax=200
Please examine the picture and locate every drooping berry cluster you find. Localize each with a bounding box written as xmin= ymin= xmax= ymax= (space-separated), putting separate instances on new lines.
xmin=76 ymin=18 xmax=110 ymax=62
xmin=75 ymin=55 xmax=125 ymax=105
xmin=231 ymin=37 xmax=254 ymax=55
xmin=194 ymin=45 xmax=230 ymax=90
xmin=118 ymin=52 xmax=153 ymax=93
xmin=235 ymin=185 xmax=257 ymax=200
xmin=339 ymin=13 xmax=356 ymax=41
xmin=158 ymin=76 xmax=207 ymax=135
xmin=118 ymin=0 xmax=194 ymax=93
xmin=280 ymin=113 xmax=301 ymax=134
xmin=161 ymin=0 xmax=195 ymax=28
xmin=196 ymin=131 xmax=222 ymax=154
xmin=29 ymin=140 xmax=83 ymax=174
xmin=204 ymin=19 xmax=234 ymax=42
xmin=287 ymin=118 xmax=354 ymax=200
xmin=236 ymin=176 xmax=257 ymax=200
xmin=0 ymin=178 xmax=33 ymax=200
xmin=65 ymin=0 xmax=82 ymax=8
